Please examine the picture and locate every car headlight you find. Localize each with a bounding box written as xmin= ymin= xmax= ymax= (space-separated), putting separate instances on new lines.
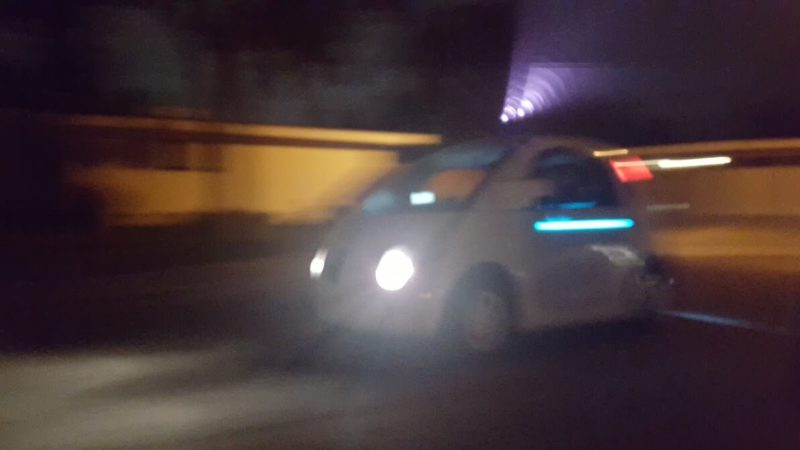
xmin=309 ymin=248 xmax=327 ymax=279
xmin=375 ymin=247 xmax=415 ymax=291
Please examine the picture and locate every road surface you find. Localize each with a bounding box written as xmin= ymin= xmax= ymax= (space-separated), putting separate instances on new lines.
xmin=2 ymin=224 xmax=800 ymax=449
xmin=2 ymin=316 xmax=799 ymax=449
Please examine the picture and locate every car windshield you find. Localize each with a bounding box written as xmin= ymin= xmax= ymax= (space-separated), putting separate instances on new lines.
xmin=360 ymin=142 xmax=509 ymax=214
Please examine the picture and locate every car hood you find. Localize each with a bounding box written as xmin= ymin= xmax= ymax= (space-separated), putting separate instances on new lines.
xmin=320 ymin=211 xmax=463 ymax=286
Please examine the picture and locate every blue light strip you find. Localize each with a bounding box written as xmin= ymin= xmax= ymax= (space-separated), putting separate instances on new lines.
xmin=556 ymin=201 xmax=597 ymax=210
xmin=538 ymin=201 xmax=597 ymax=211
xmin=534 ymin=218 xmax=635 ymax=232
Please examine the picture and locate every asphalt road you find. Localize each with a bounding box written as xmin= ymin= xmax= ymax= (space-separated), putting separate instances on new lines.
xmin=3 ymin=225 xmax=800 ymax=449
xmin=2 ymin=316 xmax=799 ymax=450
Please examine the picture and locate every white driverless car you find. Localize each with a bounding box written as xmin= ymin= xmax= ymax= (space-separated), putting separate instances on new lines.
xmin=311 ymin=137 xmax=671 ymax=353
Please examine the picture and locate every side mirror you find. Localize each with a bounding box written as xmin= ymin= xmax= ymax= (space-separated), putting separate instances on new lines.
xmin=478 ymin=179 xmax=554 ymax=210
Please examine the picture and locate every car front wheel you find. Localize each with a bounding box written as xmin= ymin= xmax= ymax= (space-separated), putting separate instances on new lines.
xmin=448 ymin=285 xmax=513 ymax=355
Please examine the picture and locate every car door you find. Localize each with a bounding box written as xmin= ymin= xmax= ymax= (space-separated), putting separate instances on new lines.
xmin=522 ymin=147 xmax=635 ymax=325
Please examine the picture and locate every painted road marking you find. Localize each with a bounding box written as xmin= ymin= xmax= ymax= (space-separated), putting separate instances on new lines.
xmin=662 ymin=310 xmax=784 ymax=335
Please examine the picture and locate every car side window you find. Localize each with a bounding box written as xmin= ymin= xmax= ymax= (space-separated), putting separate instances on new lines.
xmin=529 ymin=148 xmax=617 ymax=209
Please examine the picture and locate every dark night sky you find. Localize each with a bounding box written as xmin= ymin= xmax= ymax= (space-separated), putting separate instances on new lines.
xmin=0 ymin=0 xmax=515 ymax=135
xmin=502 ymin=2 xmax=800 ymax=145
xmin=0 ymin=1 xmax=798 ymax=144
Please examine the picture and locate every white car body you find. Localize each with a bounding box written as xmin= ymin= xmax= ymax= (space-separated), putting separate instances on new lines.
xmin=312 ymin=137 xmax=669 ymax=342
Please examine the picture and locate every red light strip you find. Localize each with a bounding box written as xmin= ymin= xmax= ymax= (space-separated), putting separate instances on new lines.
xmin=609 ymin=157 xmax=654 ymax=183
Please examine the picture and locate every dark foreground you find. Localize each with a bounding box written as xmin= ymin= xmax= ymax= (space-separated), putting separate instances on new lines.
xmin=2 ymin=230 xmax=800 ymax=449
xmin=2 ymin=317 xmax=799 ymax=450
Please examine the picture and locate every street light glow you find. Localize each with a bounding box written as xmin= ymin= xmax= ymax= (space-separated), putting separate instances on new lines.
xmin=593 ymin=148 xmax=629 ymax=157
xmin=657 ymin=156 xmax=732 ymax=169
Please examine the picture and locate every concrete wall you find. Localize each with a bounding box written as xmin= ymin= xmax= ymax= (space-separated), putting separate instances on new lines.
xmin=74 ymin=148 xmax=800 ymax=227
xmin=70 ymin=144 xmax=398 ymax=226
xmin=223 ymin=145 xmax=397 ymax=222
xmin=68 ymin=167 xmax=225 ymax=226
xmin=639 ymin=166 xmax=800 ymax=216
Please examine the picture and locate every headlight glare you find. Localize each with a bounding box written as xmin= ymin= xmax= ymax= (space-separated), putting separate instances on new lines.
xmin=309 ymin=249 xmax=327 ymax=278
xmin=375 ymin=247 xmax=415 ymax=291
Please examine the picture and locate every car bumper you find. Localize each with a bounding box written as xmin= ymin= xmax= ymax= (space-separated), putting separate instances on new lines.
xmin=314 ymin=282 xmax=444 ymax=338
xmin=643 ymin=273 xmax=675 ymax=311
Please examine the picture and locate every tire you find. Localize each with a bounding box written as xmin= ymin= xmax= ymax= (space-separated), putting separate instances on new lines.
xmin=443 ymin=281 xmax=513 ymax=355
xmin=619 ymin=267 xmax=673 ymax=320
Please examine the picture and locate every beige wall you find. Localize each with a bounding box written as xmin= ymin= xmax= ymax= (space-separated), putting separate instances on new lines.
xmin=640 ymin=166 xmax=800 ymax=216
xmin=69 ymin=166 xmax=225 ymax=225
xmin=70 ymin=144 xmax=398 ymax=225
xmin=237 ymin=145 xmax=397 ymax=222
xmin=224 ymin=145 xmax=397 ymax=222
